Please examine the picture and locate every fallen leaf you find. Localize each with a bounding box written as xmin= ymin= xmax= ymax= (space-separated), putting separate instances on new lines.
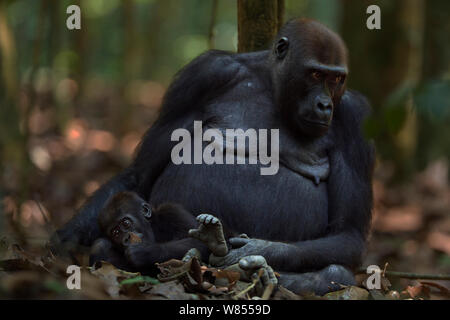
xmin=402 ymin=284 xmax=430 ymax=299
xmin=148 ymin=280 xmax=196 ymax=300
xmin=324 ymin=286 xmax=369 ymax=300
xmin=272 ymin=286 xmax=304 ymax=300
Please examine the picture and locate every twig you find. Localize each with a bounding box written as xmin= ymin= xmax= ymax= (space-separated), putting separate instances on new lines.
xmin=233 ymin=269 xmax=263 ymax=299
xmin=261 ymin=283 xmax=275 ymax=300
xmin=382 ymin=271 xmax=450 ymax=281
xmin=233 ymin=280 xmax=257 ymax=300
xmin=357 ymin=268 xmax=450 ymax=280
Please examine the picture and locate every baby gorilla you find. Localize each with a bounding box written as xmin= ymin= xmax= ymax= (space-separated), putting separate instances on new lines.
xmin=89 ymin=191 xmax=207 ymax=273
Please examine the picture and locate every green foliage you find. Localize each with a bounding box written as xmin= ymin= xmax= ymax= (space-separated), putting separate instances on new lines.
xmin=384 ymin=83 xmax=412 ymax=134
xmin=120 ymin=275 xmax=160 ymax=286
xmin=415 ymin=80 xmax=450 ymax=121
xmin=1 ymin=0 xmax=449 ymax=180
xmin=43 ymin=279 xmax=68 ymax=294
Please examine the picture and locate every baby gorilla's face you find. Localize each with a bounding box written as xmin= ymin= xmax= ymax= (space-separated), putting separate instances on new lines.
xmin=100 ymin=192 xmax=155 ymax=250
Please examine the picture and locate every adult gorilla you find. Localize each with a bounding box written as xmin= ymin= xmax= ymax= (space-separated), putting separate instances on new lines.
xmin=53 ymin=19 xmax=374 ymax=295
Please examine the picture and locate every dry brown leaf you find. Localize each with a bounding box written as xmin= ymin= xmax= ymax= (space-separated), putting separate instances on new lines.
xmin=402 ymin=284 xmax=431 ymax=299
xmin=373 ymin=205 xmax=423 ymax=232
xmin=90 ymin=261 xmax=140 ymax=298
xmin=148 ymin=280 xmax=195 ymax=300
xmin=324 ymin=286 xmax=369 ymax=300
xmin=420 ymin=281 xmax=450 ymax=297
xmin=272 ymin=286 xmax=304 ymax=300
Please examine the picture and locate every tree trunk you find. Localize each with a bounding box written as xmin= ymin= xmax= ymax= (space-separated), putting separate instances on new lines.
xmin=237 ymin=0 xmax=285 ymax=52
xmin=392 ymin=0 xmax=425 ymax=177
xmin=208 ymin=0 xmax=219 ymax=49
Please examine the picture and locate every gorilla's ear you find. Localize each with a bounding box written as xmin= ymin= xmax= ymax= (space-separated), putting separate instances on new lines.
xmin=275 ymin=37 xmax=289 ymax=59
xmin=142 ymin=203 xmax=152 ymax=219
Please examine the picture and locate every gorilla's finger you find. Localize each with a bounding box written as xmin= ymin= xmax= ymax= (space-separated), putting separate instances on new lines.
xmin=267 ymin=266 xmax=278 ymax=285
xmin=188 ymin=228 xmax=200 ymax=238
xmin=229 ymin=237 xmax=250 ymax=248
xmin=196 ymin=214 xmax=207 ymax=223
xmin=239 ymin=255 xmax=268 ymax=270
xmin=205 ymin=215 xmax=213 ymax=224
xmin=260 ymin=266 xmax=278 ymax=286
xmin=182 ymin=248 xmax=201 ymax=262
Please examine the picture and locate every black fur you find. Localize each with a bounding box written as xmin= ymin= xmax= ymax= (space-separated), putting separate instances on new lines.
xmin=89 ymin=192 xmax=207 ymax=273
xmin=54 ymin=19 xmax=375 ymax=294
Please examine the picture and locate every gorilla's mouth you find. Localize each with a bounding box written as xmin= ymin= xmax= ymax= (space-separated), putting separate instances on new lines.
xmin=128 ymin=232 xmax=143 ymax=244
xmin=301 ymin=118 xmax=329 ymax=128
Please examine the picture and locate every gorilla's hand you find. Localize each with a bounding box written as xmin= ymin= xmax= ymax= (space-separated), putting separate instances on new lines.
xmin=223 ymin=256 xmax=278 ymax=297
xmin=209 ymin=238 xmax=276 ymax=267
xmin=238 ymin=255 xmax=278 ymax=285
xmin=125 ymin=244 xmax=153 ymax=268
xmin=47 ymin=229 xmax=80 ymax=258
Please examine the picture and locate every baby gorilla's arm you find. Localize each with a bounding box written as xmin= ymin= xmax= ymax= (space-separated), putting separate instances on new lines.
xmin=125 ymin=238 xmax=208 ymax=269
xmin=188 ymin=214 xmax=228 ymax=257
xmin=89 ymin=238 xmax=131 ymax=270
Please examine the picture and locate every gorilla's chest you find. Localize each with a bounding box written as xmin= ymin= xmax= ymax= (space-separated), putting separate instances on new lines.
xmin=150 ymin=78 xmax=331 ymax=241
xmin=203 ymin=86 xmax=332 ymax=185
xmin=150 ymin=164 xmax=328 ymax=241
xmin=151 ymin=159 xmax=329 ymax=242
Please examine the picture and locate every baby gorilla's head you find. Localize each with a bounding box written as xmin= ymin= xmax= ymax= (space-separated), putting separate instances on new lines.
xmin=99 ymin=191 xmax=155 ymax=250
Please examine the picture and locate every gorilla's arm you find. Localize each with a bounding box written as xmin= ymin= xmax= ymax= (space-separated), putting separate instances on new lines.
xmin=211 ymin=92 xmax=375 ymax=272
xmin=52 ymin=51 xmax=239 ymax=248
xmin=125 ymin=238 xmax=209 ymax=269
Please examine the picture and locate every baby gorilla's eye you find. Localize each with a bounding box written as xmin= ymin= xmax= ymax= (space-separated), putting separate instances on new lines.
xmin=121 ymin=218 xmax=131 ymax=229
xmin=111 ymin=228 xmax=120 ymax=238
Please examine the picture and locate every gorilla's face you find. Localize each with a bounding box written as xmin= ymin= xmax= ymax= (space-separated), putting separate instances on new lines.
xmin=292 ymin=61 xmax=347 ymax=136
xmin=272 ymin=21 xmax=348 ymax=137
xmin=107 ymin=209 xmax=154 ymax=248
xmin=100 ymin=193 xmax=155 ymax=249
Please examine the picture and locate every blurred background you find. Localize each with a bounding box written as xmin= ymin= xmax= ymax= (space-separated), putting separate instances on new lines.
xmin=0 ymin=0 xmax=449 ymax=292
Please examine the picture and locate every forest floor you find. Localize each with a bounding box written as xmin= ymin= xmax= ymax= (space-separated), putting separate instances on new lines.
xmin=1 ymin=154 xmax=449 ymax=299
xmin=1 ymin=85 xmax=449 ymax=299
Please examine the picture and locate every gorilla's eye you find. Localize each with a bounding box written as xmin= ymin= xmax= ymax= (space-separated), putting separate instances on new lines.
xmin=111 ymin=228 xmax=121 ymax=238
xmin=312 ymin=71 xmax=321 ymax=81
xmin=121 ymin=218 xmax=131 ymax=229
xmin=335 ymin=76 xmax=343 ymax=83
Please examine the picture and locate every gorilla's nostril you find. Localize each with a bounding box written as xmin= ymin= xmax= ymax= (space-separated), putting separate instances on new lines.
xmin=317 ymin=101 xmax=332 ymax=110
xmin=123 ymin=234 xmax=130 ymax=245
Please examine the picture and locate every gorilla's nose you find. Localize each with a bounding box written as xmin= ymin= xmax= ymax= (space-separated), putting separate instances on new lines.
xmin=122 ymin=233 xmax=130 ymax=246
xmin=314 ymin=96 xmax=333 ymax=121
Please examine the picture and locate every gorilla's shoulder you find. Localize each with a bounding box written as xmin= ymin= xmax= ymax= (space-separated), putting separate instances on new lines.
xmin=337 ymin=89 xmax=372 ymax=125
xmin=178 ymin=50 xmax=242 ymax=81
xmin=334 ymin=89 xmax=375 ymax=165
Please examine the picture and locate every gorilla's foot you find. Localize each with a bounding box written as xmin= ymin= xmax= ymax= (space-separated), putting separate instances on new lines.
xmin=188 ymin=214 xmax=228 ymax=257
xmin=278 ymin=264 xmax=355 ymax=296
xmin=182 ymin=248 xmax=202 ymax=263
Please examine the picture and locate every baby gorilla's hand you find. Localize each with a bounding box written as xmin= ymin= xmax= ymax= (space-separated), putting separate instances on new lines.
xmin=125 ymin=244 xmax=152 ymax=268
